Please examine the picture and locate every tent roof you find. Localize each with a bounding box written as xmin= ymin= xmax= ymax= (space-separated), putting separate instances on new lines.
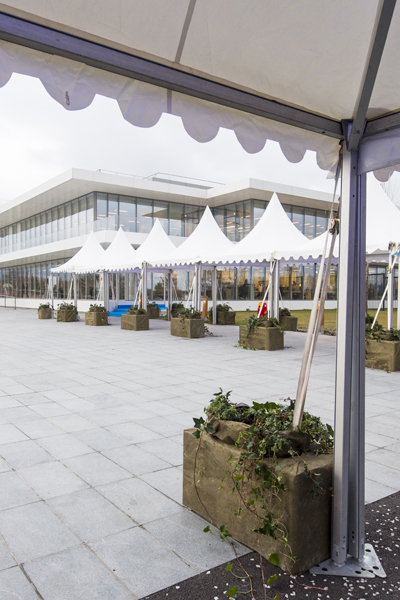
xmin=100 ymin=227 xmax=137 ymax=272
xmin=51 ymin=231 xmax=105 ymax=273
xmin=287 ymin=175 xmax=400 ymax=261
xmin=152 ymin=206 xmax=235 ymax=267
xmin=132 ymin=218 xmax=177 ymax=268
xmin=2 ymin=2 xmax=400 ymax=176
xmin=212 ymin=193 xmax=308 ymax=265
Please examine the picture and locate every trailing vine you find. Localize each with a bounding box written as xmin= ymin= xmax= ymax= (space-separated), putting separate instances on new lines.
xmin=126 ymin=307 xmax=147 ymax=315
xmin=245 ymin=315 xmax=283 ymax=336
xmin=191 ymin=390 xmax=334 ymax=599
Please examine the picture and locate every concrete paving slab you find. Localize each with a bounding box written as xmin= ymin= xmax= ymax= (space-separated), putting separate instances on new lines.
xmin=18 ymin=461 xmax=89 ymax=499
xmin=0 ymin=567 xmax=40 ymax=600
xmin=0 ymin=439 xmax=53 ymax=470
xmin=62 ymin=453 xmax=131 ymax=487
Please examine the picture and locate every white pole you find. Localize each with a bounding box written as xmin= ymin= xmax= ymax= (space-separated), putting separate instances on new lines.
xmin=104 ymin=271 xmax=109 ymax=312
xmin=387 ymin=250 xmax=394 ymax=330
xmin=116 ymin=273 xmax=120 ymax=306
xmin=73 ymin=273 xmax=77 ymax=309
xmin=273 ymin=259 xmax=280 ymax=319
xmin=197 ymin=263 xmax=202 ymax=312
xmin=212 ymin=267 xmax=217 ymax=325
xmin=268 ymin=263 xmax=274 ymax=318
xmin=50 ymin=273 xmax=54 ymax=313
xmin=142 ymin=262 xmax=148 ymax=310
xmin=168 ymin=271 xmax=173 ymax=321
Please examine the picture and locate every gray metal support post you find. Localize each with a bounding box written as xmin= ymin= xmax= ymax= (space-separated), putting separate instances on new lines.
xmin=73 ymin=273 xmax=77 ymax=309
xmin=268 ymin=264 xmax=274 ymax=319
xmin=273 ymin=260 xmax=280 ymax=319
xmin=133 ymin=272 xmax=138 ymax=304
xmin=397 ymin=263 xmax=400 ymax=330
xmin=387 ymin=256 xmax=394 ymax=330
xmin=50 ymin=273 xmax=54 ymax=312
xmin=212 ymin=267 xmax=217 ymax=325
xmin=116 ymin=273 xmax=120 ymax=305
xmin=142 ymin=262 xmax=148 ymax=310
xmin=103 ymin=271 xmax=109 ymax=312
xmin=332 ymin=149 xmax=365 ymax=565
xmin=168 ymin=271 xmax=173 ymax=321
xmin=198 ymin=263 xmax=203 ymax=312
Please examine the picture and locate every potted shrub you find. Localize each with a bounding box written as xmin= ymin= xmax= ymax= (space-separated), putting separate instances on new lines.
xmin=183 ymin=390 xmax=334 ymax=575
xmin=279 ymin=307 xmax=298 ymax=331
xmin=170 ymin=302 xmax=185 ymax=317
xmin=147 ymin=302 xmax=160 ymax=320
xmin=365 ymin=316 xmax=400 ymax=371
xmin=171 ymin=307 xmax=204 ymax=338
xmin=37 ymin=303 xmax=52 ymax=319
xmin=56 ymin=302 xmax=77 ymax=323
xmin=85 ymin=304 xmax=108 ymax=326
xmin=121 ymin=307 xmax=149 ymax=331
xmin=209 ymin=303 xmax=236 ymax=325
xmin=239 ymin=315 xmax=284 ymax=350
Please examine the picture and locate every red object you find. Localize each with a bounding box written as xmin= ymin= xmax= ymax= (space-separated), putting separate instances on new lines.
xmin=257 ymin=302 xmax=267 ymax=317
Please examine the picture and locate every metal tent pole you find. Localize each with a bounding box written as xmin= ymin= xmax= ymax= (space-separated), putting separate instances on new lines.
xmin=212 ymin=267 xmax=217 ymax=325
xmin=311 ymin=148 xmax=384 ymax=578
xmin=103 ymin=271 xmax=109 ymax=312
xmin=73 ymin=273 xmax=77 ymax=309
xmin=268 ymin=263 xmax=274 ymax=318
xmin=273 ymin=260 xmax=280 ymax=319
xmin=197 ymin=263 xmax=202 ymax=312
xmin=387 ymin=252 xmax=394 ymax=330
xmin=168 ymin=270 xmax=173 ymax=321
xmin=142 ymin=262 xmax=148 ymax=311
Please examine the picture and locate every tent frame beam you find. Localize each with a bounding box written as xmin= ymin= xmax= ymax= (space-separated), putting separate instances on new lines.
xmin=347 ymin=0 xmax=397 ymax=150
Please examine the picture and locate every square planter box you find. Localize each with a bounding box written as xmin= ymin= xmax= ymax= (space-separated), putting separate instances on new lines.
xmin=85 ymin=311 xmax=108 ymax=326
xmin=280 ymin=316 xmax=298 ymax=331
xmin=121 ymin=313 xmax=149 ymax=331
xmin=183 ymin=428 xmax=333 ymax=574
xmin=366 ymin=339 xmax=400 ymax=371
xmin=217 ymin=311 xmax=236 ymax=325
xmin=171 ymin=317 xmax=204 ymax=338
xmin=239 ymin=324 xmax=284 ymax=350
xmin=147 ymin=306 xmax=160 ymax=319
xmin=38 ymin=307 xmax=52 ymax=319
xmin=57 ymin=309 xmax=77 ymax=322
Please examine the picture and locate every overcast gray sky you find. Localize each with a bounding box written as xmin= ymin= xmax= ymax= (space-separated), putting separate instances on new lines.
xmin=1 ymin=72 xmax=399 ymax=206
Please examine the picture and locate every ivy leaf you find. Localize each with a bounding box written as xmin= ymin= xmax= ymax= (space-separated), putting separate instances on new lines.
xmin=268 ymin=553 xmax=280 ymax=566
xmin=226 ymin=585 xmax=237 ymax=598
xmin=205 ymin=424 xmax=215 ymax=434
xmin=267 ymin=574 xmax=278 ymax=586
xmin=193 ymin=417 xmax=205 ymax=429
xmin=252 ymin=401 xmax=280 ymax=411
xmin=225 ymin=561 xmax=233 ymax=572
xmin=192 ymin=429 xmax=201 ymax=439
xmin=203 ymin=525 xmax=214 ymax=535
xmin=219 ymin=525 xmax=232 ymax=540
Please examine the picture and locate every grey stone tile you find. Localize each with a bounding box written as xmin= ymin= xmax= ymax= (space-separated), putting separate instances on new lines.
xmin=365 ymin=478 xmax=398 ymax=504
xmin=0 ymin=424 xmax=29 ymax=445
xmin=30 ymin=403 xmax=72 ymax=418
xmin=0 ymin=502 xmax=79 ymax=562
xmin=11 ymin=393 xmax=51 ymax=406
xmin=140 ymin=467 xmax=183 ymax=505
xmin=0 ymin=440 xmax=53 ymax=469
xmin=366 ymin=448 xmax=400 ymax=471
xmin=48 ymin=414 xmax=96 ymax=433
xmin=97 ymin=478 xmax=183 ymax=524
xmin=62 ymin=453 xmax=131 ymax=487
xmin=0 ymin=537 xmax=16 ymax=571
xmin=37 ymin=433 xmax=94 ymax=460
xmin=0 ymin=471 xmax=39 ymax=511
xmin=72 ymin=428 xmax=130 ymax=451
xmin=141 ymin=401 xmax=181 ymax=416
xmin=137 ymin=438 xmax=183 ymax=466
xmin=0 ymin=567 xmax=40 ymax=599
xmin=0 ymin=406 xmax=40 ymax=423
xmin=48 ymin=488 xmax=135 ymax=542
xmin=135 ymin=417 xmax=185 ymax=437
xmin=18 ymin=461 xmax=89 ymax=499
xmin=106 ymin=422 xmax=162 ymax=444
xmin=89 ymin=527 xmax=196 ymax=598
xmin=145 ymin=511 xmax=249 ymax=571
xmin=14 ymin=419 xmax=64 ymax=439
xmin=0 ymin=457 xmax=11 ymax=472
xmin=25 ymin=545 xmax=134 ymax=600
xmin=365 ymin=459 xmax=400 ymax=489
xmin=102 ymin=445 xmax=170 ymax=476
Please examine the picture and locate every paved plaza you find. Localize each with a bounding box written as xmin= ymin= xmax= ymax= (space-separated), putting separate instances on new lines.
xmin=0 ymin=309 xmax=399 ymax=599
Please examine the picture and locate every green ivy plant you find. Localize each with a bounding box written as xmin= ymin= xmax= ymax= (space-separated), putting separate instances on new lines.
xmin=88 ymin=304 xmax=107 ymax=313
xmin=126 ymin=307 xmax=147 ymax=315
xmin=57 ymin=302 xmax=76 ymax=311
xmin=179 ymin=307 xmax=202 ymax=321
xmin=171 ymin=302 xmax=185 ymax=317
xmin=279 ymin=307 xmax=291 ymax=318
xmin=37 ymin=303 xmax=51 ymax=311
xmin=192 ymin=389 xmax=334 ymax=600
xmin=245 ymin=314 xmax=283 ymax=336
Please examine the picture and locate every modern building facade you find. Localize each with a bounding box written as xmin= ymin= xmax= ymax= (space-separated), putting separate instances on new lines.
xmin=0 ymin=168 xmax=392 ymax=311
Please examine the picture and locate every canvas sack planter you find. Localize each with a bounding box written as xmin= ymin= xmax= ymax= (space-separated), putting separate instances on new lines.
xmin=239 ymin=324 xmax=284 ymax=350
xmin=183 ymin=427 xmax=333 ymax=574
xmin=365 ymin=339 xmax=400 ymax=371
xmin=38 ymin=307 xmax=52 ymax=319
xmin=171 ymin=317 xmax=204 ymax=338
xmin=280 ymin=316 xmax=298 ymax=331
xmin=121 ymin=313 xmax=149 ymax=331
xmin=217 ymin=310 xmax=236 ymax=325
xmin=57 ymin=308 xmax=77 ymax=322
xmin=147 ymin=306 xmax=160 ymax=319
xmin=85 ymin=311 xmax=108 ymax=326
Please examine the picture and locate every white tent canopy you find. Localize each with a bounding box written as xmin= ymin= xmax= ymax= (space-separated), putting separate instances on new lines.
xmin=51 ymin=231 xmax=105 ymax=274
xmin=151 ymin=206 xmax=235 ymax=268
xmin=131 ymin=218 xmax=177 ymax=269
xmin=100 ymin=227 xmax=137 ymax=272
xmin=2 ymin=1 xmax=400 ymax=179
xmin=211 ymin=193 xmax=309 ymax=265
xmin=288 ymin=175 xmax=400 ymax=261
